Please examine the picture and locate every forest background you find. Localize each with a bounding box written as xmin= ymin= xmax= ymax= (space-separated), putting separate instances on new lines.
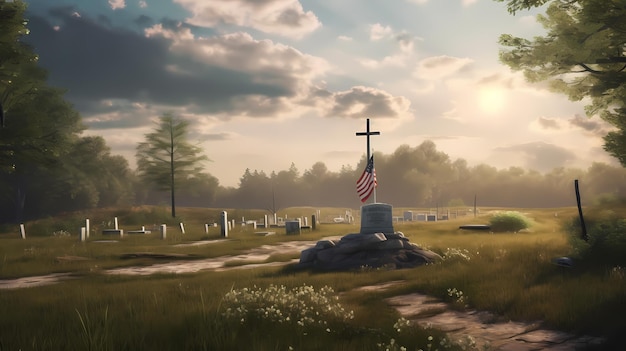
xmin=2 ymin=0 xmax=626 ymax=224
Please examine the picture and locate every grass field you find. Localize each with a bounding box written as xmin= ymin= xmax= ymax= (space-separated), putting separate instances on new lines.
xmin=1 ymin=205 xmax=625 ymax=350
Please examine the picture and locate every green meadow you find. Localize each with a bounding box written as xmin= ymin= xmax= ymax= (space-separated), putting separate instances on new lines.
xmin=1 ymin=205 xmax=625 ymax=350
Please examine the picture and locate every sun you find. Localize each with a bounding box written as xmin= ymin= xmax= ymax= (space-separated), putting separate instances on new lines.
xmin=477 ymin=87 xmax=507 ymax=115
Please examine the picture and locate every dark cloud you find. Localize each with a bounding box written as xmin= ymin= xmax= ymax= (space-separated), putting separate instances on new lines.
xmin=536 ymin=116 xmax=560 ymax=130
xmin=569 ymin=114 xmax=608 ymax=136
xmin=134 ymin=15 xmax=153 ymax=27
xmin=23 ymin=4 xmax=410 ymax=130
xmin=494 ymin=141 xmax=577 ymax=172
xmin=24 ymin=9 xmax=293 ymax=124
xmin=326 ymin=86 xmax=410 ymax=119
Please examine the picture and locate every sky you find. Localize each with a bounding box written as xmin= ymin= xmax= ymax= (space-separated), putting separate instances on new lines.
xmin=21 ymin=0 xmax=619 ymax=187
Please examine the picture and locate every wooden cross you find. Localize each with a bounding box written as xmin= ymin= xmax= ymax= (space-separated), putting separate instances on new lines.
xmin=355 ymin=118 xmax=380 ymax=160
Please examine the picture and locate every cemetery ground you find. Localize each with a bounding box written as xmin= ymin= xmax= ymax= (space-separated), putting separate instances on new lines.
xmin=0 ymin=206 xmax=625 ymax=350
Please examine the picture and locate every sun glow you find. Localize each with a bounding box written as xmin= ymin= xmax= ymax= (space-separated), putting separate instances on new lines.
xmin=477 ymin=87 xmax=507 ymax=115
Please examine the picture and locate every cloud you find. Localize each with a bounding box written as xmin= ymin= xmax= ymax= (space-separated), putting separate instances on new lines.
xmin=395 ymin=32 xmax=420 ymax=53
xmin=338 ymin=35 xmax=353 ymax=41
xmin=369 ymin=23 xmax=393 ymax=40
xmin=108 ymin=0 xmax=126 ymax=10
xmin=536 ymin=116 xmax=561 ymax=130
xmin=26 ymin=8 xmax=412 ymax=130
xmin=173 ymin=0 xmax=321 ymax=39
xmin=493 ymin=141 xmax=577 ymax=172
xmin=360 ymin=27 xmax=419 ymax=68
xmin=414 ymin=55 xmax=474 ymax=80
xmin=26 ymin=10 xmax=332 ymax=123
xmin=569 ymin=114 xmax=612 ymax=137
xmin=318 ymin=86 xmax=412 ymax=119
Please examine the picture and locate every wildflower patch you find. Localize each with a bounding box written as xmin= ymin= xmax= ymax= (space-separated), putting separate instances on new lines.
xmin=222 ymin=284 xmax=354 ymax=330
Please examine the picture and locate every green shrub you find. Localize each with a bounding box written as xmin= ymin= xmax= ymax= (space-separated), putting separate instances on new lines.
xmin=489 ymin=211 xmax=531 ymax=232
xmin=565 ymin=211 xmax=626 ymax=265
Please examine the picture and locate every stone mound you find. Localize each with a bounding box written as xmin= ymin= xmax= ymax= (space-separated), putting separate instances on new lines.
xmin=298 ymin=232 xmax=441 ymax=271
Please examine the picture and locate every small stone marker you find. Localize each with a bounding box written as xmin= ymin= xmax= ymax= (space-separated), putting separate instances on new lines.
xmin=360 ymin=203 xmax=394 ymax=235
xmin=204 ymin=223 xmax=209 ymax=234
xmin=102 ymin=229 xmax=124 ymax=236
xmin=179 ymin=222 xmax=185 ymax=234
xmin=19 ymin=224 xmax=26 ymax=239
xmin=85 ymin=219 xmax=90 ymax=238
xmin=220 ymin=211 xmax=229 ymax=237
xmin=252 ymin=221 xmax=257 ymax=229
xmin=312 ymin=214 xmax=317 ymax=230
xmin=114 ymin=217 xmax=119 ymax=230
xmin=264 ymin=214 xmax=268 ymax=228
xmin=403 ymin=211 xmax=413 ymax=221
xmin=304 ymin=217 xmax=308 ymax=226
xmin=285 ymin=220 xmax=301 ymax=235
xmin=160 ymin=224 xmax=167 ymax=239
xmin=80 ymin=227 xmax=86 ymax=242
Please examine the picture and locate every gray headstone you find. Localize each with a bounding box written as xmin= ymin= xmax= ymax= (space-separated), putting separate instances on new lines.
xmin=19 ymin=223 xmax=25 ymax=239
xmin=80 ymin=227 xmax=86 ymax=242
xmin=114 ymin=217 xmax=119 ymax=230
xmin=403 ymin=211 xmax=413 ymax=221
xmin=360 ymin=203 xmax=394 ymax=234
xmin=85 ymin=219 xmax=90 ymax=238
xmin=220 ymin=211 xmax=229 ymax=237
xmin=312 ymin=214 xmax=317 ymax=230
xmin=285 ymin=220 xmax=301 ymax=235
xmin=264 ymin=214 xmax=268 ymax=228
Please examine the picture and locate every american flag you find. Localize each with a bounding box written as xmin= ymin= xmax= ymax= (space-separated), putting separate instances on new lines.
xmin=356 ymin=156 xmax=377 ymax=202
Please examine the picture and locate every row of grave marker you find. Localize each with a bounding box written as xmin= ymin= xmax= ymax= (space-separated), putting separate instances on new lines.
xmin=15 ymin=208 xmax=475 ymax=240
xmin=15 ymin=211 xmax=319 ymax=241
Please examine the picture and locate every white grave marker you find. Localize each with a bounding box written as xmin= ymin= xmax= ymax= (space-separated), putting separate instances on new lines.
xmin=19 ymin=224 xmax=26 ymax=239
xmin=160 ymin=224 xmax=167 ymax=239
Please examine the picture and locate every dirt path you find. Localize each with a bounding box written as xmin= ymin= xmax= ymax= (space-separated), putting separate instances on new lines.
xmin=0 ymin=238 xmax=332 ymax=289
xmin=355 ymin=281 xmax=605 ymax=351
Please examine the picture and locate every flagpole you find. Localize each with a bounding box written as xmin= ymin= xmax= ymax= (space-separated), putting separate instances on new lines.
xmin=372 ymin=148 xmax=377 ymax=204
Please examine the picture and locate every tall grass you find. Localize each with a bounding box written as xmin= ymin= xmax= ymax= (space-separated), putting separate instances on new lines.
xmin=1 ymin=205 xmax=625 ymax=349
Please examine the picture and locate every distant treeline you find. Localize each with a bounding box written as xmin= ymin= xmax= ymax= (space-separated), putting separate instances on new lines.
xmin=3 ymin=140 xmax=626 ymax=223
xmin=208 ymin=141 xmax=626 ymax=210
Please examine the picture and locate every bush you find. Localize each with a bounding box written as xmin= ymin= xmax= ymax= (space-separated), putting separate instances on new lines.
xmin=489 ymin=211 xmax=531 ymax=232
xmin=565 ymin=211 xmax=626 ymax=265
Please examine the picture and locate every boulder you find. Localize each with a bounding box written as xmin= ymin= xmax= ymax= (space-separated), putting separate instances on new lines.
xmin=297 ymin=232 xmax=442 ymax=271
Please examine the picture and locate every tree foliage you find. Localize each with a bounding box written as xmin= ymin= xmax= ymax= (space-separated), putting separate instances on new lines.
xmin=136 ymin=113 xmax=209 ymax=217
xmin=0 ymin=1 xmax=134 ymax=223
xmin=496 ymin=0 xmax=626 ymax=166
